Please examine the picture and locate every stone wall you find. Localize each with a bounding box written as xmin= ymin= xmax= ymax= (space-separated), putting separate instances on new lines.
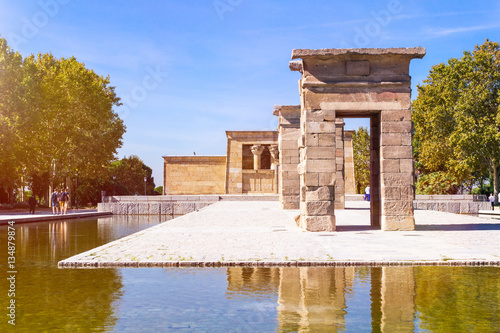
xmin=98 ymin=194 xmax=279 ymax=215
xmin=163 ymin=156 xmax=226 ymax=195
xmin=413 ymin=194 xmax=489 ymax=214
xmin=242 ymin=170 xmax=275 ymax=193
xmin=274 ymin=105 xmax=301 ymax=209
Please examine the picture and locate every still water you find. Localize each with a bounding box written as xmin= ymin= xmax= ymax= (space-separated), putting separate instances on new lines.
xmin=1 ymin=216 xmax=499 ymax=332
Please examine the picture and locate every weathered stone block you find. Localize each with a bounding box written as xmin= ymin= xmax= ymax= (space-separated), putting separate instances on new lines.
xmin=303 ymin=172 xmax=319 ymax=186
xmin=401 ymin=133 xmax=412 ymax=146
xmin=174 ymin=202 xmax=196 ymax=215
xmin=380 ymin=110 xmax=412 ymax=122
xmin=282 ymin=201 xmax=300 ymax=210
xmin=303 ymin=215 xmax=336 ymax=232
xmin=97 ymin=203 xmax=109 ymax=212
xmin=281 ymin=140 xmax=299 ymax=150
xmin=304 ymin=109 xmax=325 ymax=122
xmin=479 ymin=202 xmax=490 ymax=211
xmin=399 ymin=159 xmax=414 ymax=173
xmin=380 ymin=133 xmax=402 ymax=146
xmin=381 ymin=121 xmax=412 ymax=133
xmin=303 ymin=147 xmax=336 ymax=159
xmin=380 ymin=146 xmax=412 ymax=159
xmin=301 ymin=201 xmax=333 ymax=216
xmin=416 ymin=202 xmax=428 ymax=210
xmin=381 ymin=173 xmax=413 ymax=187
xmin=138 ymin=203 xmax=149 ymax=215
xmin=346 ymin=60 xmax=370 ymax=76
xmin=304 ymin=133 xmax=319 ymax=146
xmin=117 ymin=203 xmax=128 ymax=215
xmin=318 ymin=134 xmax=335 ymax=147
xmin=128 ymin=203 xmax=138 ymax=215
xmin=324 ymin=109 xmax=336 ymax=121
xmin=281 ymin=163 xmax=298 ymax=172
xmin=305 ymin=186 xmax=334 ymax=201
xmin=318 ymin=172 xmax=335 ymax=186
xmin=401 ymin=185 xmax=415 ymax=200
xmin=303 ymin=159 xmax=337 ymax=173
xmin=381 ymin=215 xmax=415 ymax=231
xmin=381 ymin=187 xmax=401 ymax=200
xmin=382 ymin=200 xmax=413 ymax=215
xmin=161 ymin=202 xmax=174 ymax=215
xmin=427 ymin=202 xmax=438 ymax=211
xmin=447 ymin=202 xmax=460 ymax=214
xmin=149 ymin=203 xmax=161 ymax=215
xmin=305 ymin=121 xmax=336 ymax=134
xmin=381 ymin=158 xmax=400 ymax=173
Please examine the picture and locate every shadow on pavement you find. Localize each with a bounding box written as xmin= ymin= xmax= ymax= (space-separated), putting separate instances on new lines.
xmin=336 ymin=225 xmax=378 ymax=232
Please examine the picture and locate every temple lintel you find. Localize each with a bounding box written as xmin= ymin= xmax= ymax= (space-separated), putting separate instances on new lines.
xmin=291 ymin=47 xmax=426 ymax=60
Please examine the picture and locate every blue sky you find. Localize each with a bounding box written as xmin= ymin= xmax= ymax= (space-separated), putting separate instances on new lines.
xmin=1 ymin=0 xmax=499 ymax=185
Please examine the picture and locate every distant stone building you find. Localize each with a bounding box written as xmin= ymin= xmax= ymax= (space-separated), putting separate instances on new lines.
xmin=163 ymin=116 xmax=356 ymax=211
xmin=163 ymin=131 xmax=280 ymax=196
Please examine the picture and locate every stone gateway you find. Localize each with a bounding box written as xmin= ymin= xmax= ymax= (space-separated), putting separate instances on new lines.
xmin=290 ymin=47 xmax=425 ymax=231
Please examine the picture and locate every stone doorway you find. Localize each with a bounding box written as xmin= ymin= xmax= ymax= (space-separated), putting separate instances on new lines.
xmin=290 ymin=48 xmax=425 ymax=231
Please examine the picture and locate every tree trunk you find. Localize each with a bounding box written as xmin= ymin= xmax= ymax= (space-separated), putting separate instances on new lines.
xmin=66 ymin=174 xmax=72 ymax=208
xmin=493 ymin=160 xmax=499 ymax=203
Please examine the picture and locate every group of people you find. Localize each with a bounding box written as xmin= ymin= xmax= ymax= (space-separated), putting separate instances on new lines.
xmin=51 ymin=188 xmax=70 ymax=215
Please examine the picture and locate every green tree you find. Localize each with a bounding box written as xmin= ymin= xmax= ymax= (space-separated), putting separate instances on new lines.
xmin=0 ymin=37 xmax=24 ymax=202
xmin=0 ymin=37 xmax=126 ymax=203
xmin=109 ymin=156 xmax=155 ymax=196
xmin=73 ymin=155 xmax=155 ymax=205
xmin=413 ymin=40 xmax=500 ymax=196
xmin=154 ymin=186 xmax=163 ymax=195
xmin=352 ymin=126 xmax=370 ymax=194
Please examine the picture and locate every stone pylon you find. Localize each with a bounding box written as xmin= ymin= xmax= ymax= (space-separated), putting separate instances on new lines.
xmin=290 ymin=47 xmax=425 ymax=231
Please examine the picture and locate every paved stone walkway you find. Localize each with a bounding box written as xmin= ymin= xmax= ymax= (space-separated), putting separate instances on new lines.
xmin=58 ymin=201 xmax=500 ymax=268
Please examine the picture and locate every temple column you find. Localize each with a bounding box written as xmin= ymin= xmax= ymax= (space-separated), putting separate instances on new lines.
xmin=250 ymin=145 xmax=265 ymax=170
xmin=273 ymin=105 xmax=301 ymax=209
xmin=335 ymin=118 xmax=345 ymax=209
xmin=269 ymin=145 xmax=280 ymax=194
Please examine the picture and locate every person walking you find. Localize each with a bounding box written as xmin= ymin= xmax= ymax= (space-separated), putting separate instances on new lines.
xmin=59 ymin=188 xmax=70 ymax=215
xmin=489 ymin=193 xmax=495 ymax=210
xmin=364 ymin=186 xmax=370 ymax=201
xmin=28 ymin=195 xmax=37 ymax=214
xmin=51 ymin=189 xmax=60 ymax=215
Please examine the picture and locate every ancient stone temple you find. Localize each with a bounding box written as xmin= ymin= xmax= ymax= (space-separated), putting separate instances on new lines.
xmin=163 ymin=47 xmax=425 ymax=232
xmin=290 ymin=47 xmax=425 ymax=231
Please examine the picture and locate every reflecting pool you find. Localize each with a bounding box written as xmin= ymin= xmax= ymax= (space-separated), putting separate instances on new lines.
xmin=1 ymin=216 xmax=499 ymax=332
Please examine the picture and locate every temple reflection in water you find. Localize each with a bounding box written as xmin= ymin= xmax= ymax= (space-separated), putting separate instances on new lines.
xmin=227 ymin=266 xmax=416 ymax=332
